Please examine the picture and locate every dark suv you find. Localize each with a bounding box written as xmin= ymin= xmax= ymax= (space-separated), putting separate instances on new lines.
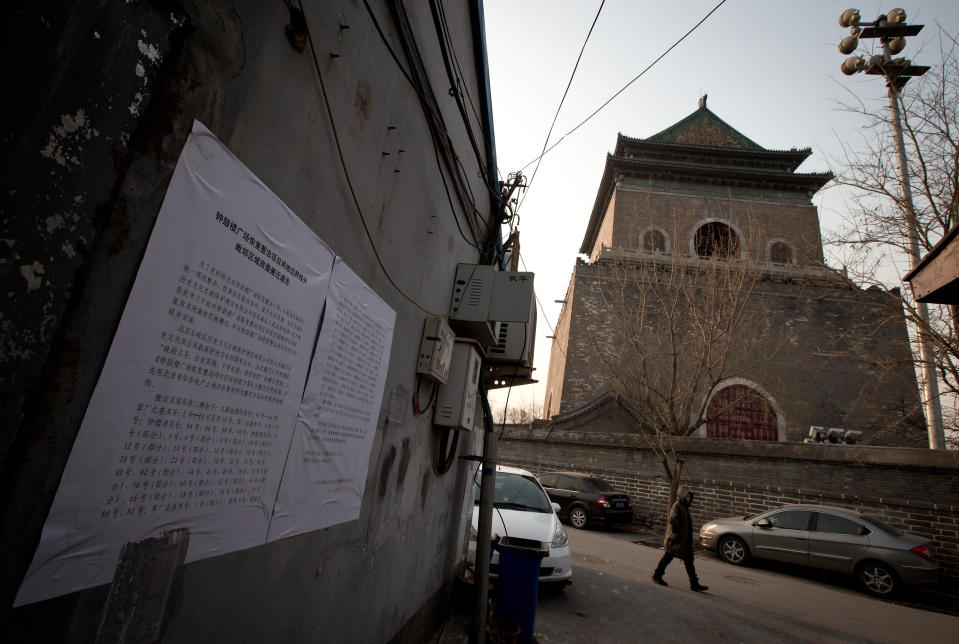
xmin=537 ymin=472 xmax=632 ymax=529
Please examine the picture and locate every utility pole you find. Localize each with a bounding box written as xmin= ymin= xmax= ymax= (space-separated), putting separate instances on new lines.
xmin=471 ymin=379 xmax=496 ymax=643
xmin=837 ymin=7 xmax=946 ymax=449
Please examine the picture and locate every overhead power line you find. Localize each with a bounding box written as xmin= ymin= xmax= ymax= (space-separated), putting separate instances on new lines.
xmin=520 ymin=0 xmax=729 ymax=173
xmin=519 ymin=0 xmax=606 ymax=211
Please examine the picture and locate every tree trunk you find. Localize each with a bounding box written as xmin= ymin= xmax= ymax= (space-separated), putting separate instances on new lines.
xmin=663 ymin=458 xmax=684 ymax=523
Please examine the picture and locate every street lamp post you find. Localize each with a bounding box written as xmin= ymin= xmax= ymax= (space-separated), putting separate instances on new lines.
xmin=837 ymin=8 xmax=946 ymax=450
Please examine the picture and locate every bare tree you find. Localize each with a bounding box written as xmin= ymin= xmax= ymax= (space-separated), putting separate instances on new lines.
xmin=825 ymin=33 xmax=959 ymax=447
xmin=592 ymin=213 xmax=779 ymax=501
xmin=492 ymin=395 xmax=540 ymax=425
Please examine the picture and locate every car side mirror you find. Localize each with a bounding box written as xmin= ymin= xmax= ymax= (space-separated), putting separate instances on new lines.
xmin=754 ymin=518 xmax=772 ymax=529
xmin=551 ymin=502 xmax=561 ymax=513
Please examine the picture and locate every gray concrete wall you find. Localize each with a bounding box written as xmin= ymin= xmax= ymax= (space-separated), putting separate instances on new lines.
xmin=2 ymin=1 xmax=492 ymax=641
xmin=497 ymin=430 xmax=959 ymax=578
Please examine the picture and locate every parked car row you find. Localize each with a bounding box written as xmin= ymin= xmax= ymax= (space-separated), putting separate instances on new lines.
xmin=537 ymin=472 xmax=633 ymax=529
xmin=466 ymin=468 xmax=636 ymax=589
xmin=699 ymin=504 xmax=939 ymax=596
xmin=467 ymin=467 xmax=939 ymax=598
xmin=468 ymin=465 xmax=573 ymax=587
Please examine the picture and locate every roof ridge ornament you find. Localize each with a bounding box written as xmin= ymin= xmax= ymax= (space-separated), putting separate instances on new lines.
xmin=698 ymin=93 xmax=708 ymax=110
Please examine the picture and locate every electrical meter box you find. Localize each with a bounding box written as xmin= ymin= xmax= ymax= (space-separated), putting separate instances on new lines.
xmin=416 ymin=316 xmax=455 ymax=384
xmin=434 ymin=340 xmax=482 ymax=430
xmin=449 ymin=264 xmax=496 ymax=345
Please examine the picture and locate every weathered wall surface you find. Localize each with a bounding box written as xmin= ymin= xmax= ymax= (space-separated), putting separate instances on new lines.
xmin=547 ymin=259 xmax=925 ymax=446
xmin=2 ymin=1 xmax=490 ymax=641
xmin=497 ymin=430 xmax=959 ymax=578
xmin=590 ymin=190 xmax=617 ymax=259
xmin=588 ymin=184 xmax=825 ymax=264
xmin=542 ymin=268 xmax=576 ymax=419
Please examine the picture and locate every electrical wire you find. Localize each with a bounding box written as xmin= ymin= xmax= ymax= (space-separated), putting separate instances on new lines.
xmin=519 ymin=253 xmax=567 ymax=360
xmin=361 ymin=0 xmax=491 ymax=251
xmin=519 ymin=0 xmax=729 ymax=173
xmin=434 ymin=427 xmax=460 ymax=474
xmin=430 ymin=123 xmax=483 ymax=250
xmin=299 ymin=2 xmax=437 ymax=315
xmin=429 ymin=0 xmax=498 ymax=194
xmin=413 ymin=375 xmax=439 ymax=415
xmin=518 ymin=0 xmax=605 ymax=212
xmin=386 ymin=0 xmax=490 ymax=234
xmin=435 ymin=0 xmax=502 ymax=185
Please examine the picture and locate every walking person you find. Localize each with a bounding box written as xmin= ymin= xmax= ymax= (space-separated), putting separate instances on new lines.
xmin=652 ymin=485 xmax=708 ymax=592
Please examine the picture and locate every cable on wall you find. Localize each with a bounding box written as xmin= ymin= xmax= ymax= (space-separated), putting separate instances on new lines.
xmin=298 ymin=1 xmax=437 ymax=316
xmin=361 ymin=0 xmax=491 ymax=251
xmin=381 ymin=0 xmax=495 ymax=244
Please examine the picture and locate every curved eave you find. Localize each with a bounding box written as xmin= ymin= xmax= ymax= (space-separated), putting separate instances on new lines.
xmin=616 ymin=156 xmax=833 ymax=187
xmin=579 ymin=156 xmax=833 ymax=255
xmin=615 ymin=134 xmax=814 ymax=171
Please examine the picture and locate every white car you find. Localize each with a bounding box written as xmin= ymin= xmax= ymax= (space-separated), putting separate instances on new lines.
xmin=469 ymin=465 xmax=573 ymax=586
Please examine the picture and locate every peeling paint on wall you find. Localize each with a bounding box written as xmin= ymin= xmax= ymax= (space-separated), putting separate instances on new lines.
xmin=39 ymin=110 xmax=99 ymax=167
xmin=19 ymin=262 xmax=45 ymax=291
xmin=137 ymin=39 xmax=160 ymax=63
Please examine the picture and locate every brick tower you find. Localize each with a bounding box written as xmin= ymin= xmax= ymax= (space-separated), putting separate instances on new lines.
xmin=542 ymin=98 xmax=926 ymax=446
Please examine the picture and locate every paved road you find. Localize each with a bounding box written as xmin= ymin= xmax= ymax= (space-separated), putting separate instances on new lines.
xmin=437 ymin=527 xmax=959 ymax=643
xmin=533 ymin=528 xmax=958 ymax=643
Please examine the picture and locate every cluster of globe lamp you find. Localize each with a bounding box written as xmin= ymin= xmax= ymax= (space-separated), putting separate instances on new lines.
xmin=838 ymin=8 xmax=909 ymax=75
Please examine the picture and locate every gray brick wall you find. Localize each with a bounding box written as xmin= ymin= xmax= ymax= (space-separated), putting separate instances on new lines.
xmin=497 ymin=430 xmax=959 ymax=578
xmin=547 ymin=260 xmax=925 ymax=447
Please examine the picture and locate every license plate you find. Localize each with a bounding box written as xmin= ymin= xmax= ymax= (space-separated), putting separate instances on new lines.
xmin=615 ymin=502 xmax=624 ymax=508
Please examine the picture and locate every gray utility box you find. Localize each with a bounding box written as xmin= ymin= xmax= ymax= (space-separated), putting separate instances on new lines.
xmin=489 ymin=270 xmax=534 ymax=322
xmin=487 ymin=277 xmax=536 ymax=365
xmin=434 ymin=340 xmax=483 ymax=430
xmin=449 ymin=264 xmax=497 ymax=346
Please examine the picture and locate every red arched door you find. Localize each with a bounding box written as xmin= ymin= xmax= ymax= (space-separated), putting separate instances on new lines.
xmin=706 ymin=384 xmax=778 ymax=441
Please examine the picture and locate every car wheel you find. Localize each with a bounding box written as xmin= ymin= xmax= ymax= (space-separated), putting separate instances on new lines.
xmin=858 ymin=561 xmax=897 ymax=597
xmin=569 ymin=506 xmax=589 ymax=529
xmin=718 ymin=536 xmax=749 ymax=565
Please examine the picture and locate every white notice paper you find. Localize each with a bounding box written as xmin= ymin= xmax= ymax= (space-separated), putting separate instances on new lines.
xmin=16 ymin=122 xmax=335 ymax=606
xmin=268 ymin=258 xmax=395 ymax=540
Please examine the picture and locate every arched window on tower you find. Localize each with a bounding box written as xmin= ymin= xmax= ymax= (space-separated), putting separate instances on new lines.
xmin=706 ymin=384 xmax=778 ymax=441
xmin=643 ymin=229 xmax=666 ymax=252
xmin=770 ymin=241 xmax=792 ymax=264
xmin=694 ymin=222 xmax=739 ymax=258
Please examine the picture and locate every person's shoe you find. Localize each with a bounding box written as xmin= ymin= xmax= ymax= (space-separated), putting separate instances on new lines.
xmin=690 ymin=583 xmax=709 ymax=592
xmin=651 ymin=574 xmax=668 ymax=587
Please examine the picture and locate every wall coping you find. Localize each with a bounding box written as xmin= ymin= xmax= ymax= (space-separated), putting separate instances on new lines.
xmin=503 ymin=451 xmax=958 ymax=513
xmin=499 ymin=429 xmax=959 ymax=470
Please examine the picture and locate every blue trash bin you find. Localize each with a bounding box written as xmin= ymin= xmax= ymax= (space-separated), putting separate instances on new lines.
xmin=493 ymin=537 xmax=549 ymax=644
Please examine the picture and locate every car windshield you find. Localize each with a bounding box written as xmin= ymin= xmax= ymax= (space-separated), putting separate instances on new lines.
xmin=585 ymin=477 xmax=618 ymax=493
xmin=475 ymin=471 xmax=552 ymax=513
xmin=862 ymin=515 xmax=904 ymax=536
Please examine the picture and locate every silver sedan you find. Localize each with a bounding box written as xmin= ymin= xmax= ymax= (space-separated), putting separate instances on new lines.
xmin=699 ymin=504 xmax=939 ymax=596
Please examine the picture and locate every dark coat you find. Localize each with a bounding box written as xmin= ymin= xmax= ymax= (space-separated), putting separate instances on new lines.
xmin=663 ymin=487 xmax=694 ymax=561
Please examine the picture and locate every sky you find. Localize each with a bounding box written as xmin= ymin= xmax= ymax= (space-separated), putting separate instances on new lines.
xmin=481 ymin=0 xmax=959 ymax=416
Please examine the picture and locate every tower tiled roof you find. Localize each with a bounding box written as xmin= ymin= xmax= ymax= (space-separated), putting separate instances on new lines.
xmin=578 ymin=98 xmax=833 ymax=255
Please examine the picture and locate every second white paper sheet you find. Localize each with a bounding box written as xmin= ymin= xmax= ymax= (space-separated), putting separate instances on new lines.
xmin=268 ymin=257 xmax=396 ymax=540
